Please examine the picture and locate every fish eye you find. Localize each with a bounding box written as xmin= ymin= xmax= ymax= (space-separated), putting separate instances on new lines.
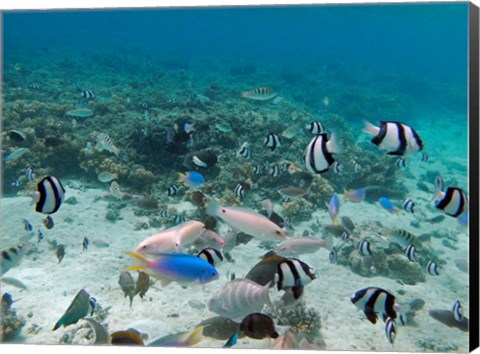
xmin=276 ymin=230 xmax=281 ymax=235
xmin=142 ymin=245 xmax=147 ymax=249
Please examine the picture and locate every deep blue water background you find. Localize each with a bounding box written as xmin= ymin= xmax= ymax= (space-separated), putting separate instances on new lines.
xmin=3 ymin=3 xmax=469 ymax=84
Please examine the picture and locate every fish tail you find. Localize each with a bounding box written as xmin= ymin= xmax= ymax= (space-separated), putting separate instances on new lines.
xmin=124 ymin=251 xmax=149 ymax=272
xmin=333 ymin=216 xmax=339 ymax=225
xmin=431 ymin=188 xmax=444 ymax=202
xmin=185 ymin=326 xmax=204 ymax=347
xmin=205 ymin=196 xmax=221 ymax=216
xmin=362 ymin=120 xmax=379 ymax=136
xmin=30 ymin=191 xmax=40 ymax=206
xmin=52 ymin=318 xmax=63 ymax=331
xmin=176 ymin=173 xmax=186 ymax=183
xmin=326 ymin=132 xmax=344 ymax=154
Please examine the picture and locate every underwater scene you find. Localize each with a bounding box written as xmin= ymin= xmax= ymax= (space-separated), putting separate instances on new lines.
xmin=0 ymin=2 xmax=472 ymax=352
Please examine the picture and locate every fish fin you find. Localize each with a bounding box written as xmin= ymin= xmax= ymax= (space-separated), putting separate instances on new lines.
xmin=362 ymin=120 xmax=380 ymax=136
xmin=326 ymin=132 xmax=344 ymax=154
xmin=124 ymin=265 xmax=146 ymax=272
xmin=364 ymin=308 xmax=378 ymax=324
xmin=125 ymin=251 xmax=147 ymax=262
xmin=176 ymin=173 xmax=186 ymax=183
xmin=184 ymin=326 xmax=204 ymax=347
xmin=263 ymin=281 xmax=273 ymax=307
xmin=53 ymin=318 xmax=63 ymax=331
xmin=292 ymin=286 xmax=304 ymax=300
xmin=205 ymin=196 xmax=221 ymax=216
xmin=431 ymin=189 xmax=445 ymax=202
xmin=30 ymin=192 xmax=40 ymax=206
xmin=223 ymin=332 xmax=238 ymax=348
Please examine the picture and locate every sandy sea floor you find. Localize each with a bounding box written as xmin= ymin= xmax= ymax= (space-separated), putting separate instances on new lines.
xmin=0 ymin=153 xmax=470 ymax=352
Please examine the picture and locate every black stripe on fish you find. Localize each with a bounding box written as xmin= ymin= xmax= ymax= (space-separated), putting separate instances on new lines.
xmin=435 ymin=187 xmax=466 ymax=218
xmin=426 ymin=261 xmax=439 ymax=275
xmin=308 ymin=122 xmax=324 ymax=134
xmin=234 ymin=184 xmax=244 ymax=198
xmin=197 ymin=248 xmax=223 ymax=266
xmin=452 ymin=301 xmax=463 ymax=322
xmin=402 ymin=198 xmax=415 ymax=213
xmin=264 ymin=133 xmax=281 ymax=151
xmin=36 ymin=176 xmax=65 ymax=214
xmin=405 ymin=244 xmax=417 ymax=262
xmin=305 ymin=134 xmax=335 ymax=174
xmin=2 ymin=250 xmax=11 ymax=261
xmin=358 ymin=239 xmax=372 ymax=256
xmin=270 ymin=165 xmax=280 ymax=177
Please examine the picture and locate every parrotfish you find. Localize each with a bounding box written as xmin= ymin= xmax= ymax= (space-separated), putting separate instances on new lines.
xmin=125 ymin=251 xmax=219 ymax=287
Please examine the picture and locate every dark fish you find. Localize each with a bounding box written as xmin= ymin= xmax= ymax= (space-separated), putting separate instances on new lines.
xmin=290 ymin=171 xmax=313 ymax=189
xmin=429 ymin=215 xmax=445 ymax=224
xmin=135 ymin=271 xmax=150 ymax=299
xmin=43 ymin=215 xmax=55 ymax=229
xmin=191 ymin=191 xmax=208 ymax=208
xmin=8 ymin=130 xmax=26 ymax=142
xmin=340 ymin=216 xmax=355 ymax=232
xmin=199 ymin=316 xmax=242 ymax=340
xmin=56 ymin=244 xmax=65 ymax=264
xmin=1 ymin=292 xmax=13 ymax=311
xmin=428 ymin=308 xmax=469 ymax=332
xmin=409 ymin=298 xmax=425 ymax=312
xmin=118 ymin=272 xmax=135 ymax=306
xmin=351 ymin=287 xmax=397 ymax=324
xmin=33 ymin=176 xmax=66 ymax=214
xmin=53 ymin=289 xmax=95 ymax=331
xmin=37 ymin=229 xmax=44 ymax=243
xmin=184 ymin=150 xmax=218 ymax=169
xmin=111 ymin=330 xmax=145 ymax=345
xmin=83 ymin=237 xmax=89 ymax=252
xmin=245 ymin=255 xmax=286 ymax=286
xmin=240 ymin=313 xmax=279 ymax=339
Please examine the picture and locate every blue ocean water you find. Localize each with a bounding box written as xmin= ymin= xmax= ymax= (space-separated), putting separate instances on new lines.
xmin=1 ymin=2 xmax=471 ymax=351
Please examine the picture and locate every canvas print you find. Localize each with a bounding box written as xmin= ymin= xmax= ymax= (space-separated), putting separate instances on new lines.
xmin=1 ymin=2 xmax=478 ymax=352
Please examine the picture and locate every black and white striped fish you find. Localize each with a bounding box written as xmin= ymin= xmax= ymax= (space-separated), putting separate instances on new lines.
xmin=174 ymin=214 xmax=186 ymax=225
xmin=351 ymin=287 xmax=398 ymax=324
xmin=452 ymin=300 xmax=463 ymax=322
xmin=363 ymin=121 xmax=423 ymax=156
xmin=332 ymin=161 xmax=341 ymax=174
xmin=23 ymin=219 xmax=33 ymax=232
xmin=281 ymin=195 xmax=292 ymax=203
xmin=358 ymin=239 xmax=372 ymax=256
xmin=434 ymin=175 xmax=444 ymax=192
xmin=158 ymin=209 xmax=168 ymax=218
xmin=421 ymin=152 xmax=429 ymax=162
xmin=33 ymin=176 xmax=66 ymax=214
xmin=304 ymin=133 xmax=342 ymax=174
xmin=234 ymin=184 xmax=245 ymax=198
xmin=30 ymin=82 xmax=41 ymax=89
xmin=395 ymin=158 xmax=406 ymax=168
xmin=433 ymin=187 xmax=467 ymax=218
xmin=329 ymin=247 xmax=337 ymax=263
xmin=25 ymin=167 xmax=35 ymax=181
xmin=140 ymin=100 xmax=149 ymax=109
xmin=276 ymin=258 xmax=316 ymax=299
xmin=342 ymin=231 xmax=352 ymax=242
xmin=385 ymin=317 xmax=396 ymax=344
xmin=354 ymin=163 xmax=362 ymax=173
xmin=37 ymin=229 xmax=44 ymax=243
xmin=264 ymin=133 xmax=281 ymax=152
xmin=197 ymin=248 xmax=223 ymax=266
xmin=83 ymin=236 xmax=89 ymax=252
xmin=11 ymin=178 xmax=22 ymax=187
xmin=81 ymin=90 xmax=95 ymax=99
xmin=238 ymin=144 xmax=251 ymax=159
xmin=281 ymin=161 xmax=291 ymax=173
xmin=166 ymin=184 xmax=179 ymax=197
xmin=253 ymin=164 xmax=262 ymax=174
xmin=426 ymin=261 xmax=439 ymax=276
xmin=307 ymin=121 xmax=325 ymax=135
xmin=402 ymin=198 xmax=415 ymax=213
xmin=404 ymin=244 xmax=417 ymax=262
xmin=270 ymin=164 xmax=280 ymax=177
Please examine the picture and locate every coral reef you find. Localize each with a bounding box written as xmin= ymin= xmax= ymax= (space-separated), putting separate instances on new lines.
xmin=1 ymin=293 xmax=26 ymax=341
xmin=267 ymin=300 xmax=321 ymax=336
